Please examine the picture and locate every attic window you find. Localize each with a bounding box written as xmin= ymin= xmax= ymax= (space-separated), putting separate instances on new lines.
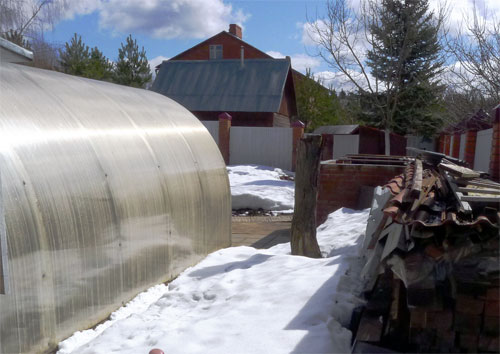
xmin=209 ymin=45 xmax=223 ymax=59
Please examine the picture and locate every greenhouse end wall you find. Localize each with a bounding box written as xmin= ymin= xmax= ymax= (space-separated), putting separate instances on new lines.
xmin=0 ymin=63 xmax=231 ymax=353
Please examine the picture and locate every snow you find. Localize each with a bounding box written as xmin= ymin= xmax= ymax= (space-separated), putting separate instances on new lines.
xmin=228 ymin=165 xmax=295 ymax=213
xmin=58 ymin=208 xmax=370 ymax=354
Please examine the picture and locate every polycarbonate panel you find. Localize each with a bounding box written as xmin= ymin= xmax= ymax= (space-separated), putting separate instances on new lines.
xmin=0 ymin=63 xmax=231 ymax=354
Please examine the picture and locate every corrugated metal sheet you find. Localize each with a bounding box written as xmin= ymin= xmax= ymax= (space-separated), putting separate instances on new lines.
xmin=151 ymin=59 xmax=290 ymax=113
xmin=333 ymin=134 xmax=359 ymax=159
xmin=474 ymin=128 xmax=493 ymax=172
xmin=313 ymin=124 xmax=359 ymax=135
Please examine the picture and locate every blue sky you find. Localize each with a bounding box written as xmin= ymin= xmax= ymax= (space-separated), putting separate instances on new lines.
xmin=41 ymin=0 xmax=499 ymax=89
xmin=44 ymin=0 xmax=326 ymax=75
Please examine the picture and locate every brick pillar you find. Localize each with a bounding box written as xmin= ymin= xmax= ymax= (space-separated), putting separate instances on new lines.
xmin=452 ymin=133 xmax=461 ymax=158
xmin=218 ymin=112 xmax=231 ymax=165
xmin=489 ymin=106 xmax=500 ymax=181
xmin=438 ymin=134 xmax=445 ymax=153
xmin=291 ymin=120 xmax=305 ymax=172
xmin=464 ymin=130 xmax=477 ymax=168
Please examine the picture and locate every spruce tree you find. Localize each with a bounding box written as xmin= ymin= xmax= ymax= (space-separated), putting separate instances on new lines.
xmin=113 ymin=35 xmax=152 ymax=88
xmin=59 ymin=33 xmax=90 ymax=76
xmin=365 ymin=0 xmax=444 ymax=136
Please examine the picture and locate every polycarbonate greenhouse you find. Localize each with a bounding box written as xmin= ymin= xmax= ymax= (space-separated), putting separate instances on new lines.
xmin=0 ymin=63 xmax=231 ymax=353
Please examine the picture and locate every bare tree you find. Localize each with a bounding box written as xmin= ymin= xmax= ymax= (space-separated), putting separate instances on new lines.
xmin=444 ymin=4 xmax=500 ymax=104
xmin=307 ymin=0 xmax=448 ymax=142
xmin=0 ymin=0 xmax=66 ymax=40
xmin=0 ymin=0 xmax=66 ymax=69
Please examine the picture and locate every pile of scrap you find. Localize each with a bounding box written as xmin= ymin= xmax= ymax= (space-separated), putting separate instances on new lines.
xmin=353 ymin=149 xmax=500 ymax=353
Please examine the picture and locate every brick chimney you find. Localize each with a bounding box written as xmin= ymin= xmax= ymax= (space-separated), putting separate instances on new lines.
xmin=229 ymin=24 xmax=242 ymax=39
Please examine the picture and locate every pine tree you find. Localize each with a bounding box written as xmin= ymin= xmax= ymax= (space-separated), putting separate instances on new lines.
xmin=365 ymin=0 xmax=444 ymax=136
xmin=113 ymin=35 xmax=152 ymax=88
xmin=59 ymin=33 xmax=90 ymax=76
xmin=84 ymin=47 xmax=113 ymax=81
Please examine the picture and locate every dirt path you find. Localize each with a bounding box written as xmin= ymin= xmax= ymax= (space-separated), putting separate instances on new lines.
xmin=231 ymin=215 xmax=292 ymax=249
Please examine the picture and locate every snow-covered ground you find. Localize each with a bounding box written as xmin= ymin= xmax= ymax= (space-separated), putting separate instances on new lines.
xmin=228 ymin=165 xmax=295 ymax=213
xmin=58 ymin=208 xmax=369 ymax=354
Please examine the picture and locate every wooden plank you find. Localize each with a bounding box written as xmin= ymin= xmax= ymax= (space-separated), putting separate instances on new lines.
xmin=411 ymin=159 xmax=423 ymax=198
xmin=460 ymin=195 xmax=500 ymax=202
xmin=438 ymin=161 xmax=480 ymax=178
xmin=455 ymin=179 xmax=500 ymax=188
xmin=440 ymin=169 xmax=472 ymax=214
xmin=458 ymin=187 xmax=500 ymax=195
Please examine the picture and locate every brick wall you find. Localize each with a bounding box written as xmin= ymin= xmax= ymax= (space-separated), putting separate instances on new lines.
xmin=171 ymin=32 xmax=271 ymax=61
xmin=316 ymin=163 xmax=405 ymax=225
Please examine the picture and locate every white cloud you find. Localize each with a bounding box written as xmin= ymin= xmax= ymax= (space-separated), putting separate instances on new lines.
xmin=149 ymin=55 xmax=169 ymax=74
xmin=265 ymin=51 xmax=321 ymax=73
xmin=316 ymin=69 xmax=375 ymax=92
xmin=60 ymin=0 xmax=249 ymax=39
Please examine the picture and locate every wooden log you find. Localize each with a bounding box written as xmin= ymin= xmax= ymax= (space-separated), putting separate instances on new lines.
xmin=291 ymin=134 xmax=322 ymax=258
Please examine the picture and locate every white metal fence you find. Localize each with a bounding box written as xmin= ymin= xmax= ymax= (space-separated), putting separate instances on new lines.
xmin=201 ymin=121 xmax=219 ymax=144
xmin=459 ymin=133 xmax=466 ymax=160
xmin=229 ymin=127 xmax=293 ymax=170
xmin=474 ymin=128 xmax=493 ymax=172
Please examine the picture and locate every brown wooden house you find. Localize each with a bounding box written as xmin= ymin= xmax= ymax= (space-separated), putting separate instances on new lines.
xmin=151 ymin=58 xmax=297 ymax=127
xmin=152 ymin=24 xmax=299 ymax=127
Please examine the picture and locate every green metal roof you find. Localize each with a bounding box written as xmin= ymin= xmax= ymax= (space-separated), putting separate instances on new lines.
xmin=151 ymin=59 xmax=291 ymax=113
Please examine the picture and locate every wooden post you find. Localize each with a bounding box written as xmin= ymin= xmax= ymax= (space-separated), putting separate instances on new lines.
xmin=291 ymin=134 xmax=322 ymax=258
xmin=218 ymin=112 xmax=231 ymax=165
xmin=291 ymin=120 xmax=305 ymax=172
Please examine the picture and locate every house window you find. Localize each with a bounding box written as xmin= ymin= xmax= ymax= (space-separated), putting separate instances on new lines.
xmin=209 ymin=45 xmax=223 ymax=59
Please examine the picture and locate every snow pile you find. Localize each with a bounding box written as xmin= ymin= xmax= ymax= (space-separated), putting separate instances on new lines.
xmin=58 ymin=208 xmax=370 ymax=354
xmin=228 ymin=165 xmax=294 ymax=213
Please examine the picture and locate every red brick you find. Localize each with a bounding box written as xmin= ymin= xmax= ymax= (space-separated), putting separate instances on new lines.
xmin=485 ymin=300 xmax=500 ymax=317
xmin=456 ymin=295 xmax=484 ymax=315
xmin=483 ymin=315 xmax=500 ymax=335
xmin=454 ymin=313 xmax=481 ymax=334
xmin=459 ymin=333 xmax=478 ymax=353
xmin=478 ymin=335 xmax=499 ymax=353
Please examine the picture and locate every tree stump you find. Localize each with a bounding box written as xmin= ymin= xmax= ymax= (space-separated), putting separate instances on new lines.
xmin=291 ymin=134 xmax=322 ymax=258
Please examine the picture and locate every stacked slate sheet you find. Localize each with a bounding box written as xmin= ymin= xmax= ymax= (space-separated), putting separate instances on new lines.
xmin=353 ymin=149 xmax=500 ymax=353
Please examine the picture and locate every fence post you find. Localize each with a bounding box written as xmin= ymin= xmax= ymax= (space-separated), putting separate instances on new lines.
xmin=218 ymin=112 xmax=231 ymax=165
xmin=291 ymin=120 xmax=305 ymax=172
xmin=464 ymin=130 xmax=477 ymax=168
xmin=489 ymin=105 xmax=500 ymax=181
